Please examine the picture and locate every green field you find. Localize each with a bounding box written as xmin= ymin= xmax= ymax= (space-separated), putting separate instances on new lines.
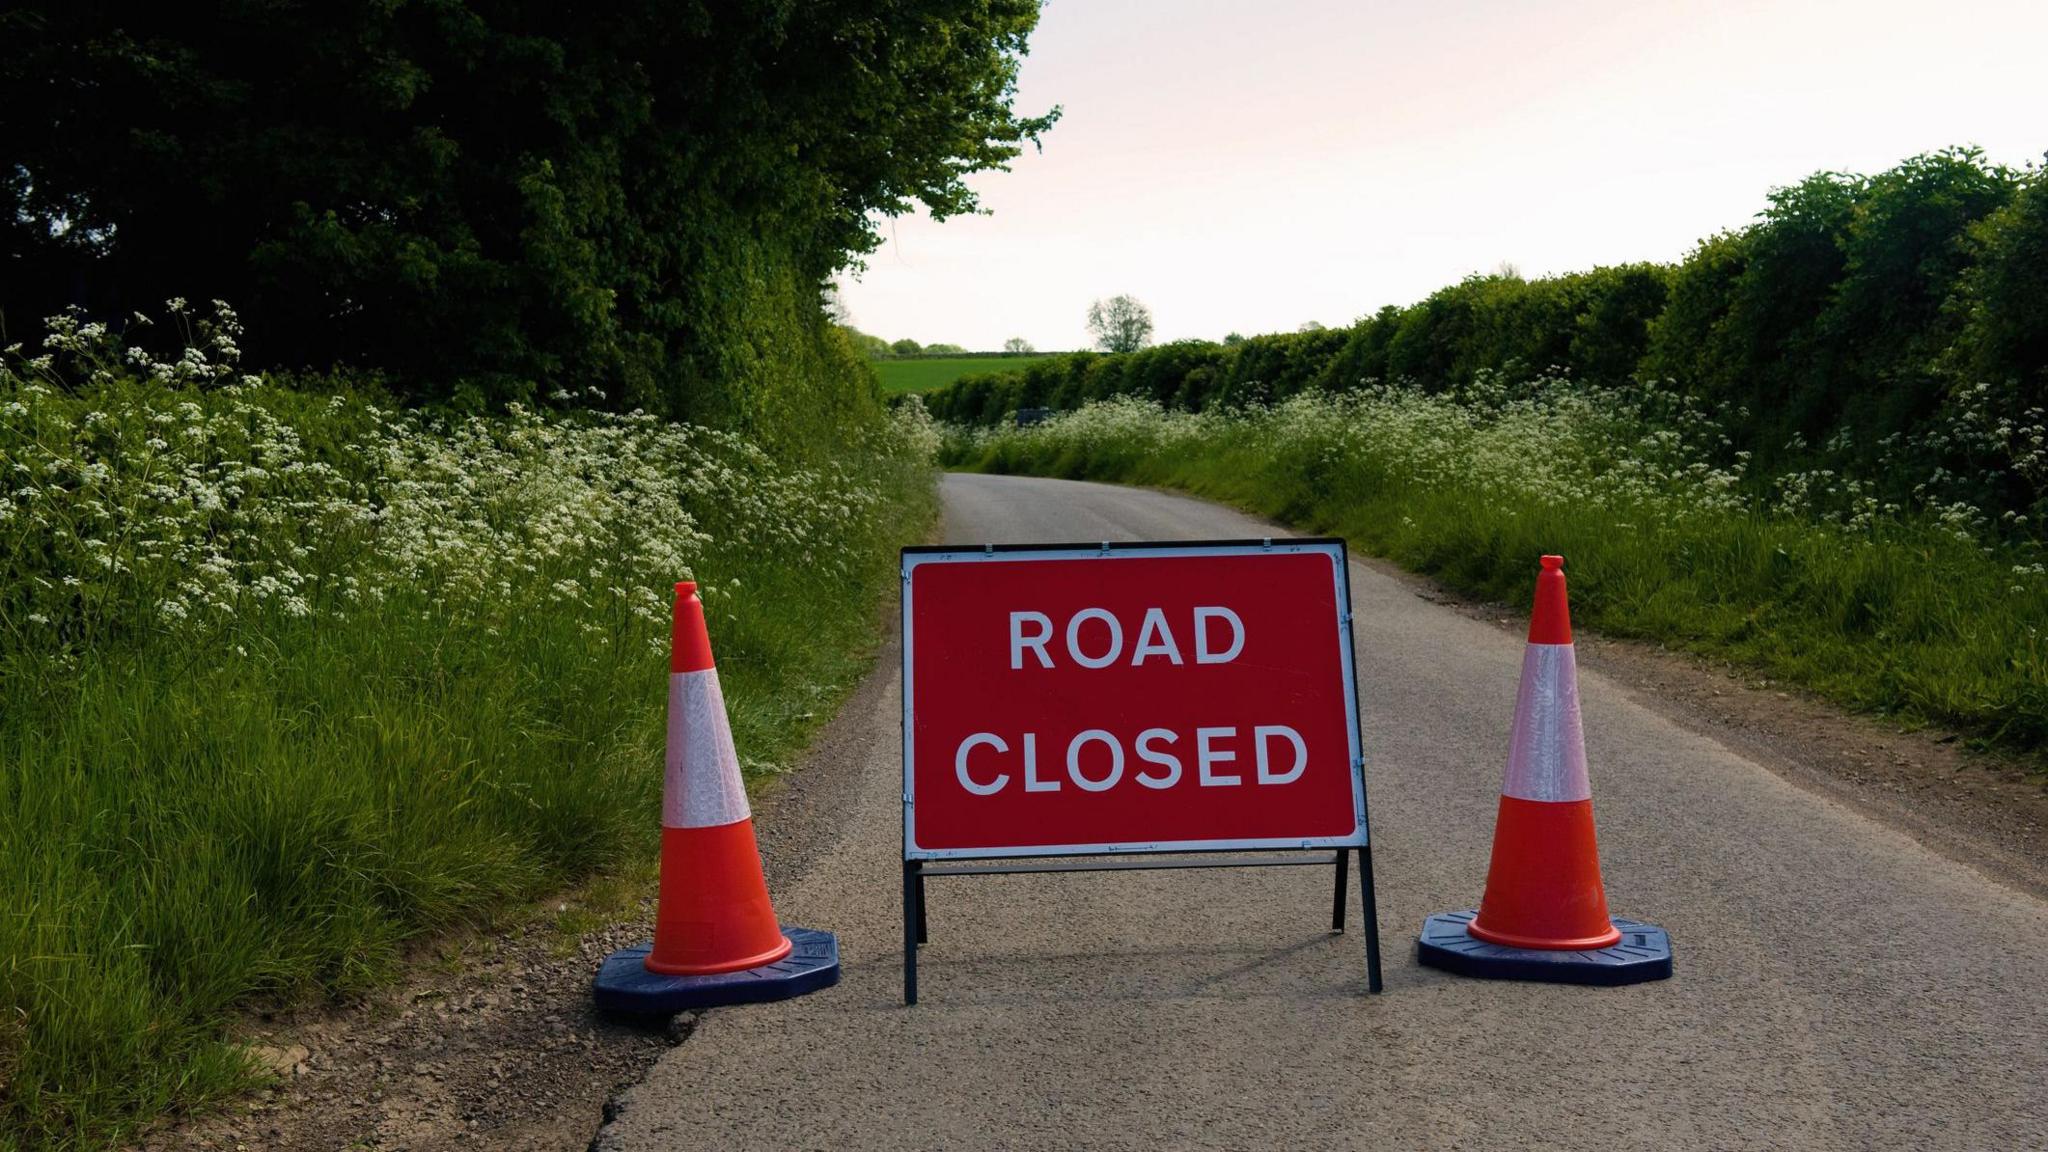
xmin=874 ymin=355 xmax=1058 ymax=394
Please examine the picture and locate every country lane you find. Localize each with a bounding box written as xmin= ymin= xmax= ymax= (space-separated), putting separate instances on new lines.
xmin=596 ymin=472 xmax=2048 ymax=1151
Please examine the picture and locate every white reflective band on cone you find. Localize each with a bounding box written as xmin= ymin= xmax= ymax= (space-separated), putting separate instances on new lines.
xmin=1499 ymin=643 xmax=1592 ymax=803
xmin=663 ymin=668 xmax=751 ymax=829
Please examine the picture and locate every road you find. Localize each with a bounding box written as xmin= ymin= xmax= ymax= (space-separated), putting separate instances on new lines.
xmin=598 ymin=473 xmax=2048 ymax=1151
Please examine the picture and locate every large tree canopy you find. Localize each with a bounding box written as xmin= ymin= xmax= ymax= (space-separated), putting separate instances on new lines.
xmin=0 ymin=1 xmax=1055 ymax=428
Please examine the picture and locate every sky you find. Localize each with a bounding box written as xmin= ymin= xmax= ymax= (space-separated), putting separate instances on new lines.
xmin=835 ymin=0 xmax=2048 ymax=353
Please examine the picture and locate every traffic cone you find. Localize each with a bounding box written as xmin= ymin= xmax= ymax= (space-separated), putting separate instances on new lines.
xmin=593 ymin=581 xmax=840 ymax=1014
xmin=1416 ymin=556 xmax=1672 ymax=986
xmin=1469 ymin=554 xmax=1620 ymax=950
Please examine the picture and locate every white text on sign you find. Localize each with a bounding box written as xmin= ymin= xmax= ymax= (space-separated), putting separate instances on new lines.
xmin=1008 ymin=607 xmax=1244 ymax=669
xmin=957 ymin=605 xmax=1305 ymax=797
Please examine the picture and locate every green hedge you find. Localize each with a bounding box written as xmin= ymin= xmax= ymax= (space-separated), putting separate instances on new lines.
xmin=926 ymin=148 xmax=2048 ymax=521
xmin=924 ymin=262 xmax=1667 ymax=424
xmin=1 ymin=3 xmax=1054 ymax=451
xmin=943 ymin=392 xmax=2048 ymax=753
xmin=922 ymin=263 xmax=1670 ymax=426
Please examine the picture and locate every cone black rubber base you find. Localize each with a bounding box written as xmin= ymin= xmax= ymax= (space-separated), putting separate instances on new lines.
xmin=1416 ymin=909 xmax=1672 ymax=986
xmin=592 ymin=925 xmax=840 ymax=1016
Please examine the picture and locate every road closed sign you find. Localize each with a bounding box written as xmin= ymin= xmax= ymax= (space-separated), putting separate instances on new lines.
xmin=901 ymin=540 xmax=1366 ymax=859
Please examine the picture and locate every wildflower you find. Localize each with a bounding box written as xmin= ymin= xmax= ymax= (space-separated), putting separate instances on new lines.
xmin=3 ymin=301 xmax=937 ymax=663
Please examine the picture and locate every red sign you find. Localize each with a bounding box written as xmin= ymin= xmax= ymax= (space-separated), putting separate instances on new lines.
xmin=902 ymin=541 xmax=1366 ymax=859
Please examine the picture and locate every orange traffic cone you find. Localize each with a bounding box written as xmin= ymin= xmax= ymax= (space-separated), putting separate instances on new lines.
xmin=1416 ymin=555 xmax=1672 ymax=985
xmin=646 ymin=581 xmax=792 ymax=973
xmin=593 ymin=582 xmax=840 ymax=1013
xmin=1469 ymin=554 xmax=1619 ymax=950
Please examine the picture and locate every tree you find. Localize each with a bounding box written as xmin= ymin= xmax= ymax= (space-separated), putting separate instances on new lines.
xmin=0 ymin=3 xmax=1059 ymax=423
xmin=1003 ymin=337 xmax=1035 ymax=354
xmin=922 ymin=342 xmax=968 ymax=354
xmin=1223 ymin=332 xmax=1245 ymax=346
xmin=842 ymin=327 xmax=892 ymax=358
xmin=1298 ymin=320 xmax=1326 ymax=333
xmin=1087 ymin=295 xmax=1153 ymax=353
xmin=1955 ymin=172 xmax=2048 ymax=394
xmin=890 ymin=338 xmax=924 ymax=355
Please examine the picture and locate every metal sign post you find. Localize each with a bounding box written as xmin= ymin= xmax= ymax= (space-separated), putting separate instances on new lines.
xmin=899 ymin=538 xmax=1383 ymax=1004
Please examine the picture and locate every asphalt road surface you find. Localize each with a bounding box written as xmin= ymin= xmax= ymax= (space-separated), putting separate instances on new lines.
xmin=598 ymin=473 xmax=2048 ymax=1151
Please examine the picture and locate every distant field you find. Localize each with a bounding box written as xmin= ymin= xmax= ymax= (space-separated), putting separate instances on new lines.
xmin=874 ymin=354 xmax=1058 ymax=394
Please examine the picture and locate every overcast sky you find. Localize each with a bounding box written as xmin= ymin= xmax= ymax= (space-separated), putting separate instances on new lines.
xmin=834 ymin=0 xmax=2047 ymax=352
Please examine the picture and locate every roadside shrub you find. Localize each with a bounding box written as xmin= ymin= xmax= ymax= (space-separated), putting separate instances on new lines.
xmin=926 ymin=149 xmax=2047 ymax=526
xmin=2 ymin=3 xmax=1054 ymax=435
xmin=0 ymin=307 xmax=938 ymax=1146
xmin=944 ymin=388 xmax=2048 ymax=752
xmin=1952 ymin=173 xmax=2048 ymax=407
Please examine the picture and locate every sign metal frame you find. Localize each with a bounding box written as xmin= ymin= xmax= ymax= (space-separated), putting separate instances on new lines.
xmin=897 ymin=538 xmax=1384 ymax=1003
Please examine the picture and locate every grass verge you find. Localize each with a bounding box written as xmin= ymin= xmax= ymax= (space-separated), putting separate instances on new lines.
xmin=943 ymin=391 xmax=2048 ymax=756
xmin=1 ymin=317 xmax=938 ymax=1148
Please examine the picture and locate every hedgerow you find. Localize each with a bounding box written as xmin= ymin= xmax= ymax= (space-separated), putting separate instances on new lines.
xmin=944 ymin=387 xmax=2048 ymax=752
xmin=2 ymin=3 xmax=1054 ymax=453
xmin=925 ymin=149 xmax=2047 ymax=527
xmin=0 ymin=306 xmax=938 ymax=1147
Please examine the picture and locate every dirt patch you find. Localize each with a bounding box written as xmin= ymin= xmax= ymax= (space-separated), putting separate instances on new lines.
xmin=138 ymin=632 xmax=895 ymax=1152
xmin=136 ymin=913 xmax=674 ymax=1152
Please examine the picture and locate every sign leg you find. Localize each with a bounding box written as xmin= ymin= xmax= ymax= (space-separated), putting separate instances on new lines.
xmin=1330 ymin=848 xmax=1349 ymax=932
xmin=916 ymin=868 xmax=929 ymax=945
xmin=903 ymin=859 xmax=921 ymax=1005
xmin=1358 ymin=845 xmax=1384 ymax=994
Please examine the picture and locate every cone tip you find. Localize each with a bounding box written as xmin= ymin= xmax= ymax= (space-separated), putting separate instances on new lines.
xmin=1529 ymin=553 xmax=1573 ymax=644
xmin=671 ymin=580 xmax=715 ymax=672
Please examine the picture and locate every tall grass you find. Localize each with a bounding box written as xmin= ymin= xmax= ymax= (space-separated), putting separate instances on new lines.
xmin=944 ymin=384 xmax=2048 ymax=752
xmin=0 ymin=304 xmax=938 ymax=1148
